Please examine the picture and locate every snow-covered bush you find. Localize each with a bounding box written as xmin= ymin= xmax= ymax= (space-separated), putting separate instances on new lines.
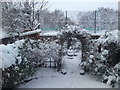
xmin=84 ymin=31 xmax=119 ymax=87
xmin=1 ymin=39 xmax=37 ymax=88
xmin=95 ymin=31 xmax=118 ymax=66
xmin=18 ymin=38 xmax=61 ymax=68
xmin=2 ymin=38 xmax=61 ymax=88
xmin=85 ymin=50 xmax=119 ymax=87
xmin=1 ymin=40 xmax=23 ymax=87
xmin=61 ymin=25 xmax=91 ymax=39
xmin=0 ymin=40 xmax=24 ymax=69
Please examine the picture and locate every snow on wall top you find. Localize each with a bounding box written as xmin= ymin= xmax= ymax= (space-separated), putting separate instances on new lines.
xmin=0 ymin=29 xmax=41 ymax=39
xmin=20 ymin=29 xmax=41 ymax=37
xmin=40 ymin=31 xmax=61 ymax=36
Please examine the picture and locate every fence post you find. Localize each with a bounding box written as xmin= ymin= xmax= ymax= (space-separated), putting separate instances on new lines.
xmin=94 ymin=10 xmax=97 ymax=33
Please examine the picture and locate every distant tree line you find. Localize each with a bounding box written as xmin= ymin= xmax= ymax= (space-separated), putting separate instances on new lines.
xmin=77 ymin=7 xmax=118 ymax=30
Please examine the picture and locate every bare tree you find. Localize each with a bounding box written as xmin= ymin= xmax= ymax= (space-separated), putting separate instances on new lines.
xmin=2 ymin=0 xmax=49 ymax=35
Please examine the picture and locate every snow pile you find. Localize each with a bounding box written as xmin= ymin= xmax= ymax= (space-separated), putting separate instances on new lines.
xmin=0 ymin=40 xmax=24 ymax=68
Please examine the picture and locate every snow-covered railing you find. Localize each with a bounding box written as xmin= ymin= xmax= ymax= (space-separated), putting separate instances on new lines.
xmin=40 ymin=31 xmax=61 ymax=36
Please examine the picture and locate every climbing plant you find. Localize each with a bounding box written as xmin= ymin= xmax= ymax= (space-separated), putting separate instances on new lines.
xmin=60 ymin=25 xmax=92 ymax=64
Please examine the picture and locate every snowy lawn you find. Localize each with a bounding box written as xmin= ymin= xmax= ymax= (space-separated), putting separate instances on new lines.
xmin=18 ymin=52 xmax=111 ymax=88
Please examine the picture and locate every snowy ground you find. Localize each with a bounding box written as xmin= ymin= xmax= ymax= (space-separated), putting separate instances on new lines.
xmin=18 ymin=51 xmax=111 ymax=88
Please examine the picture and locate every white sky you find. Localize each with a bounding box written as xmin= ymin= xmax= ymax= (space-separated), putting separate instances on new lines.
xmin=50 ymin=0 xmax=119 ymax=2
xmin=48 ymin=0 xmax=118 ymax=22
xmin=48 ymin=0 xmax=118 ymax=11
xmin=2 ymin=0 xmax=118 ymax=11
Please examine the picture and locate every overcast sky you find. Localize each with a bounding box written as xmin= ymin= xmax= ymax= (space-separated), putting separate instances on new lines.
xmin=48 ymin=0 xmax=118 ymax=11
xmin=47 ymin=0 xmax=118 ymax=22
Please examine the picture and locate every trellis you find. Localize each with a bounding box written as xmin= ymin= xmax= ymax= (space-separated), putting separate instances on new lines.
xmin=59 ymin=26 xmax=92 ymax=62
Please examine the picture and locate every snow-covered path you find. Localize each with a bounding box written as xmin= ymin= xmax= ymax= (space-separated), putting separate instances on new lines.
xmin=63 ymin=53 xmax=81 ymax=74
xmin=18 ymin=52 xmax=111 ymax=88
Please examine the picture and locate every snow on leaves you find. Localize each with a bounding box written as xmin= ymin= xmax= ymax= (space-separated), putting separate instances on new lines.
xmin=85 ymin=31 xmax=119 ymax=87
xmin=60 ymin=25 xmax=92 ymax=63
xmin=94 ymin=31 xmax=117 ymax=47
xmin=61 ymin=25 xmax=91 ymax=39
xmin=0 ymin=39 xmax=24 ymax=68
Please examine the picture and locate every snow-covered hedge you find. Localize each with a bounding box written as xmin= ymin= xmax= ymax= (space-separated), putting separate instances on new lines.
xmin=19 ymin=39 xmax=61 ymax=68
xmin=1 ymin=39 xmax=36 ymax=88
xmin=83 ymin=31 xmax=119 ymax=87
xmin=94 ymin=31 xmax=117 ymax=47
xmin=2 ymin=38 xmax=61 ymax=88
xmin=0 ymin=40 xmax=24 ymax=69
